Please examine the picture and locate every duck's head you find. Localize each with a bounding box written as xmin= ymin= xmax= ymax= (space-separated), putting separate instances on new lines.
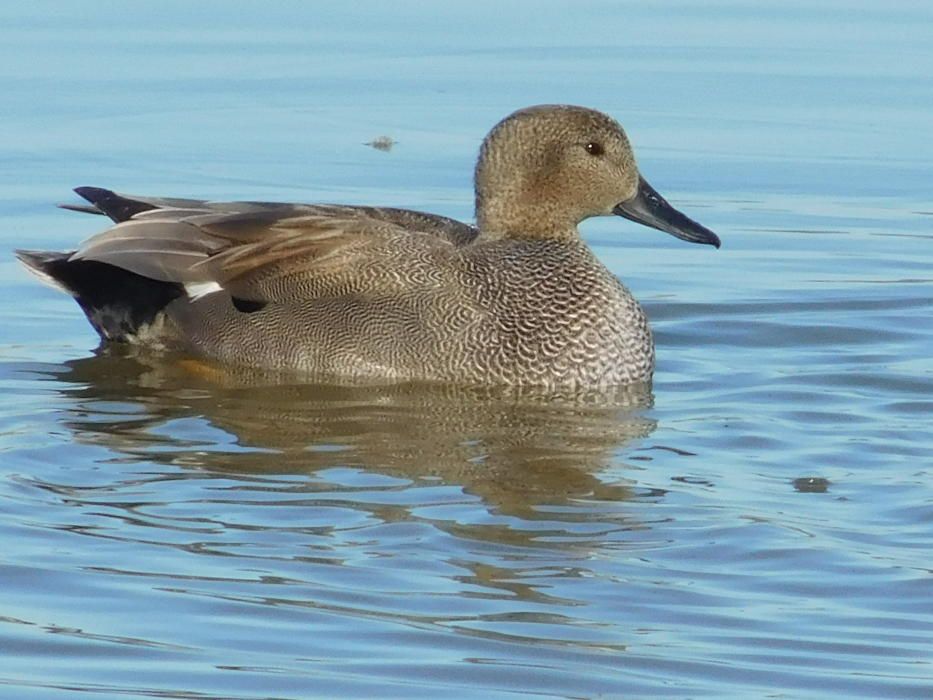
xmin=474 ymin=104 xmax=720 ymax=248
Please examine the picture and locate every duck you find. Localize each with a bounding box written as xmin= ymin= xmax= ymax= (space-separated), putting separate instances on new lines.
xmin=16 ymin=104 xmax=720 ymax=386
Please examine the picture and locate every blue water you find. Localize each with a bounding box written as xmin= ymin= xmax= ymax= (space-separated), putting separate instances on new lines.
xmin=1 ymin=2 xmax=932 ymax=698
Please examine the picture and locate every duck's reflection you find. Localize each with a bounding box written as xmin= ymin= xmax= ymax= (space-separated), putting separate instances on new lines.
xmin=47 ymin=350 xmax=656 ymax=519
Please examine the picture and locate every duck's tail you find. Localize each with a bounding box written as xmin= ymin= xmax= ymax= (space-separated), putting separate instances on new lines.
xmin=59 ymin=186 xmax=160 ymax=222
xmin=15 ymin=249 xmax=183 ymax=342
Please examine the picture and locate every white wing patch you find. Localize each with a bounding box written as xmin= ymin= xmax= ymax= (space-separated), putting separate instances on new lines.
xmin=185 ymin=280 xmax=224 ymax=299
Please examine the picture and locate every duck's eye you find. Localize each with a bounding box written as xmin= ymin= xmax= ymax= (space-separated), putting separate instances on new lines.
xmin=585 ymin=141 xmax=604 ymax=157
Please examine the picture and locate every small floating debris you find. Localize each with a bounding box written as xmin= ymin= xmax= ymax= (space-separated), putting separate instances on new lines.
xmin=365 ymin=135 xmax=396 ymax=152
xmin=792 ymin=476 xmax=830 ymax=493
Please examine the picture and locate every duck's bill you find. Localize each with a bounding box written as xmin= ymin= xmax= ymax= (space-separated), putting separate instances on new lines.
xmin=613 ymin=177 xmax=721 ymax=248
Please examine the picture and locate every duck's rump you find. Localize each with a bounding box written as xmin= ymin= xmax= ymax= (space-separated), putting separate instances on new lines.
xmin=15 ymin=250 xmax=184 ymax=342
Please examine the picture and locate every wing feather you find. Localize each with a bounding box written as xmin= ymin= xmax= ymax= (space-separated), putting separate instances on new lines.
xmin=192 ymin=212 xmax=458 ymax=303
xmin=69 ymin=201 xmax=464 ymax=302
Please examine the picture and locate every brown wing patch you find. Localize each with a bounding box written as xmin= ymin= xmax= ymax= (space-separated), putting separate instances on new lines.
xmin=190 ymin=210 xmax=458 ymax=304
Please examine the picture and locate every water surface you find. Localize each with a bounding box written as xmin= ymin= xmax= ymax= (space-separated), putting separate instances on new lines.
xmin=1 ymin=2 xmax=932 ymax=698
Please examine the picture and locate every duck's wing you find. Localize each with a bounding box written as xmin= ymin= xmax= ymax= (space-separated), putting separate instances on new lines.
xmin=65 ymin=186 xmax=478 ymax=246
xmin=71 ymin=205 xmax=464 ymax=305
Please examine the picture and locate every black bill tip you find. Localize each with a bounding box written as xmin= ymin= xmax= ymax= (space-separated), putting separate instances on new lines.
xmin=613 ymin=177 xmax=721 ymax=249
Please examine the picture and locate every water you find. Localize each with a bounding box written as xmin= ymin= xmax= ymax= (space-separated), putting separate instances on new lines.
xmin=1 ymin=1 xmax=932 ymax=698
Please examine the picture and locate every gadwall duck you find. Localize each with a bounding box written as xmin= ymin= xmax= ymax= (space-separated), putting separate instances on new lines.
xmin=17 ymin=105 xmax=720 ymax=386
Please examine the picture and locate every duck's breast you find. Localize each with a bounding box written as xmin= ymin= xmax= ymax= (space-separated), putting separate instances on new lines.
xmin=453 ymin=240 xmax=654 ymax=385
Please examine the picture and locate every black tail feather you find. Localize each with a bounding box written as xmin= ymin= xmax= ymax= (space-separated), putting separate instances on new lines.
xmin=74 ymin=186 xmax=159 ymax=223
xmin=16 ymin=249 xmax=183 ymax=342
xmin=58 ymin=202 xmax=105 ymax=215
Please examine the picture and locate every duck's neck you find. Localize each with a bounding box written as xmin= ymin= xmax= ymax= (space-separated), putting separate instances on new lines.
xmin=475 ymin=194 xmax=579 ymax=242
